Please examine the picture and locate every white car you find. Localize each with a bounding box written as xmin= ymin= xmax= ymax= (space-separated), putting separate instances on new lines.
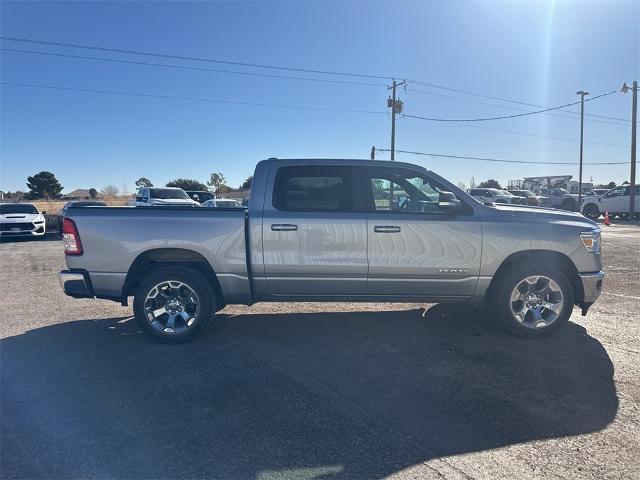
xmin=202 ymin=199 xmax=244 ymax=208
xmin=0 ymin=203 xmax=46 ymax=239
xmin=134 ymin=187 xmax=200 ymax=207
xmin=468 ymin=188 xmax=512 ymax=204
xmin=581 ymin=185 xmax=640 ymax=220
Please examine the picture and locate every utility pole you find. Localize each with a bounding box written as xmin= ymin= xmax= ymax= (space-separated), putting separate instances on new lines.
xmin=387 ymin=79 xmax=405 ymax=160
xmin=576 ymin=90 xmax=589 ymax=207
xmin=370 ymin=146 xmax=376 ymax=160
xmin=622 ymin=82 xmax=637 ymax=221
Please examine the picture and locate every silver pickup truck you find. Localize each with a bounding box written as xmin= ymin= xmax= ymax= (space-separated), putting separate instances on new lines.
xmin=59 ymin=158 xmax=604 ymax=343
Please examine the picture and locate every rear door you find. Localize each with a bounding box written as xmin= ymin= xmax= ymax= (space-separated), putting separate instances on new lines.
xmin=261 ymin=164 xmax=368 ymax=296
xmin=363 ymin=165 xmax=482 ymax=298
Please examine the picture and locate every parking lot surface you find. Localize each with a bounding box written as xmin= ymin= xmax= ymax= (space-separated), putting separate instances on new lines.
xmin=1 ymin=224 xmax=639 ymax=479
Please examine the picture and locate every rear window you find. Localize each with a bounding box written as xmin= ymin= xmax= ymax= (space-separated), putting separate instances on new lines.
xmin=0 ymin=204 xmax=38 ymax=214
xmin=149 ymin=188 xmax=189 ymax=200
xmin=273 ymin=165 xmax=353 ymax=212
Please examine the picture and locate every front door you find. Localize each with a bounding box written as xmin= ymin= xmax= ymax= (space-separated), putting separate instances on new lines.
xmin=363 ymin=166 xmax=482 ymax=298
xmin=261 ymin=164 xmax=368 ymax=296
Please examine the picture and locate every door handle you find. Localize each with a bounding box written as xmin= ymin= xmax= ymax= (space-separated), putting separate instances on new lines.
xmin=374 ymin=225 xmax=401 ymax=233
xmin=271 ymin=224 xmax=298 ymax=231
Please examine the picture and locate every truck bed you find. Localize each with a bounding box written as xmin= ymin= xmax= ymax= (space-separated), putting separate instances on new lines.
xmin=64 ymin=206 xmax=251 ymax=303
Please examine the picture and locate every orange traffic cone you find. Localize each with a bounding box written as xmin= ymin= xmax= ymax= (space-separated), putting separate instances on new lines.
xmin=604 ymin=211 xmax=611 ymax=226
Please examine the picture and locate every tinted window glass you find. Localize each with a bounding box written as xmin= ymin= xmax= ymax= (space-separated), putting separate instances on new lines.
xmin=273 ymin=166 xmax=353 ymax=212
xmin=0 ymin=204 xmax=38 ymax=214
xmin=149 ymin=188 xmax=189 ymax=199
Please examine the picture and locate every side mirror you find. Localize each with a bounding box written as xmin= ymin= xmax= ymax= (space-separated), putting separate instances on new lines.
xmin=438 ymin=191 xmax=461 ymax=212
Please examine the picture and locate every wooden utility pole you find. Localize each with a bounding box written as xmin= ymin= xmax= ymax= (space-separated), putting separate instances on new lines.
xmin=622 ymin=82 xmax=638 ymax=221
xmin=388 ymin=79 xmax=405 ymax=160
xmin=576 ymin=90 xmax=589 ymax=207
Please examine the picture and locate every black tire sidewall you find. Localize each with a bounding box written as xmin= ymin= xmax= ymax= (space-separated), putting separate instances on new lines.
xmin=492 ymin=264 xmax=574 ymax=338
xmin=583 ymin=203 xmax=600 ymax=220
xmin=133 ymin=266 xmax=217 ymax=343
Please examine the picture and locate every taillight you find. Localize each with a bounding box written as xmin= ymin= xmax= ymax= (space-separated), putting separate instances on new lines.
xmin=63 ymin=218 xmax=83 ymax=255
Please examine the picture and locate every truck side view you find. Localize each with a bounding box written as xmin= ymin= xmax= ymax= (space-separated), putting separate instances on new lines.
xmin=59 ymin=159 xmax=604 ymax=343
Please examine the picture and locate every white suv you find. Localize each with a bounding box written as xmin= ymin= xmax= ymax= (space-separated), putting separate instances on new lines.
xmin=581 ymin=185 xmax=640 ymax=220
xmin=0 ymin=203 xmax=46 ymax=239
xmin=468 ymin=188 xmax=512 ymax=204
xmin=135 ymin=187 xmax=199 ymax=207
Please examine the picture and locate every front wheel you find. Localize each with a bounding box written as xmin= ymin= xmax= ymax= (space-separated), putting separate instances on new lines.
xmin=490 ymin=265 xmax=574 ymax=338
xmin=133 ymin=266 xmax=218 ymax=343
xmin=583 ymin=203 xmax=600 ymax=220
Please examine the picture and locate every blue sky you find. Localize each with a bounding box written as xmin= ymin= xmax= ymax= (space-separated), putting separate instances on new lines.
xmin=1 ymin=0 xmax=638 ymax=193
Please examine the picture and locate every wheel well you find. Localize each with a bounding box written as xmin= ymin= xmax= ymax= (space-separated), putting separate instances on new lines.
xmin=121 ymin=248 xmax=223 ymax=306
xmin=488 ymin=250 xmax=584 ymax=303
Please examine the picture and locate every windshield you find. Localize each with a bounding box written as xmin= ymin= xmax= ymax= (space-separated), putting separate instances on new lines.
xmin=557 ymin=189 xmax=569 ymax=194
xmin=149 ymin=188 xmax=190 ymax=200
xmin=0 ymin=204 xmax=38 ymax=214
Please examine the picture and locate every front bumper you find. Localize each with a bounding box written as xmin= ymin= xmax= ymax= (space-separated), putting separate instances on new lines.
xmin=579 ymin=271 xmax=605 ymax=304
xmin=59 ymin=270 xmax=94 ymax=299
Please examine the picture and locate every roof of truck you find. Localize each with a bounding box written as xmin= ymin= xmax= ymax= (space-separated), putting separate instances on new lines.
xmin=258 ymin=158 xmax=430 ymax=171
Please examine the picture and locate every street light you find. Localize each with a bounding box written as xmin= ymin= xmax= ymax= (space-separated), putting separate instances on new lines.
xmin=576 ymin=90 xmax=589 ymax=207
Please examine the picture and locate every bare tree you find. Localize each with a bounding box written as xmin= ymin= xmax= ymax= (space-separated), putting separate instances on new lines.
xmin=101 ymin=185 xmax=119 ymax=197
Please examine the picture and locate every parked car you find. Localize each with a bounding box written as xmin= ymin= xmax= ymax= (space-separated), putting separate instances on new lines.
xmin=134 ymin=187 xmax=200 ymax=207
xmin=467 ymin=188 xmax=511 ymax=204
xmin=60 ymin=158 xmax=604 ymax=343
xmin=185 ymin=190 xmax=215 ymax=204
xmin=581 ymin=185 xmax=640 ymax=220
xmin=202 ymin=199 xmax=244 ymax=208
xmin=59 ymin=200 xmax=107 ymax=217
xmin=590 ymin=188 xmax=611 ymax=197
xmin=546 ymin=188 xmax=579 ymax=211
xmin=497 ymin=190 xmax=527 ymax=205
xmin=0 ymin=203 xmax=46 ymax=238
xmin=507 ymin=189 xmax=549 ymax=207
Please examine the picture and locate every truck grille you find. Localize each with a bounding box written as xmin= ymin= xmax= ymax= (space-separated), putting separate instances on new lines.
xmin=0 ymin=222 xmax=35 ymax=232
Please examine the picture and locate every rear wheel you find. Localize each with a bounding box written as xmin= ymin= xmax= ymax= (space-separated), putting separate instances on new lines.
xmin=133 ymin=266 xmax=218 ymax=343
xmin=583 ymin=203 xmax=600 ymax=220
xmin=491 ymin=265 xmax=574 ymax=338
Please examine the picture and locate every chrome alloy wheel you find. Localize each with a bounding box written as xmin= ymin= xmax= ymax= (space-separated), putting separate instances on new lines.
xmin=509 ymin=275 xmax=564 ymax=329
xmin=143 ymin=281 xmax=200 ymax=334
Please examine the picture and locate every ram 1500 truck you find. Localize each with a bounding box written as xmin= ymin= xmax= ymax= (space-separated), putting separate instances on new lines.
xmin=59 ymin=159 xmax=604 ymax=343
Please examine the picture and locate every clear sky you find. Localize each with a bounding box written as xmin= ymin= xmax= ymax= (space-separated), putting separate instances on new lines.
xmin=1 ymin=0 xmax=638 ymax=194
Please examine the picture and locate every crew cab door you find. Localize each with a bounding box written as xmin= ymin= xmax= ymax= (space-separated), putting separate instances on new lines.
xmin=362 ymin=165 xmax=482 ymax=298
xmin=261 ymin=164 xmax=367 ymax=296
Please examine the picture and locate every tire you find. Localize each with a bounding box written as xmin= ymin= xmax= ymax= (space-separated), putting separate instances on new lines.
xmin=133 ymin=266 xmax=218 ymax=343
xmin=583 ymin=203 xmax=600 ymax=220
xmin=490 ymin=264 xmax=574 ymax=338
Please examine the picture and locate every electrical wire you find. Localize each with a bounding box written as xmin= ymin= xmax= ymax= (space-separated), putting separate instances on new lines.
xmin=376 ymin=148 xmax=633 ymax=165
xmin=402 ymin=90 xmax=618 ymax=122
xmin=0 ymin=81 xmax=387 ymax=115
xmin=0 ymin=36 xmax=391 ymax=80
xmin=0 ymin=48 xmax=387 ymax=87
xmin=406 ymin=87 xmax=630 ymax=125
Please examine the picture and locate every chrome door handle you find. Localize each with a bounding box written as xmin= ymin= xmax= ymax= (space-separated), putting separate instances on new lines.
xmin=374 ymin=225 xmax=401 ymax=233
xmin=271 ymin=224 xmax=298 ymax=231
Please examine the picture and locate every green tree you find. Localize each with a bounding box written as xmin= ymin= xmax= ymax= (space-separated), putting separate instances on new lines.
xmin=478 ymin=179 xmax=502 ymax=189
xmin=166 ymin=178 xmax=208 ymax=191
xmin=207 ymin=172 xmax=227 ymax=192
xmin=89 ymin=188 xmax=98 ymax=199
xmin=135 ymin=177 xmax=153 ymax=188
xmin=26 ymin=171 xmax=63 ymax=199
xmin=240 ymin=175 xmax=253 ymax=189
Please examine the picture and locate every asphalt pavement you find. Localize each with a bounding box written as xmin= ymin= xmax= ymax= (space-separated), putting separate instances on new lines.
xmin=1 ymin=224 xmax=638 ymax=479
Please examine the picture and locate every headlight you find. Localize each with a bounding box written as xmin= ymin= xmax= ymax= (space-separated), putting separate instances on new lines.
xmin=580 ymin=230 xmax=601 ymax=253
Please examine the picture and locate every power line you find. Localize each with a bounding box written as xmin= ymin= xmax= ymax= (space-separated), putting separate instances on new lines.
xmin=0 ymin=48 xmax=387 ymax=87
xmin=406 ymin=87 xmax=630 ymax=125
xmin=376 ymin=148 xmax=634 ymax=165
xmin=0 ymin=81 xmax=387 ymax=115
xmin=0 ymin=36 xmax=391 ymax=80
xmin=402 ymin=90 xmax=618 ymax=122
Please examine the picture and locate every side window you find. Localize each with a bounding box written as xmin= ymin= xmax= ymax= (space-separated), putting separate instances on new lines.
xmin=366 ymin=167 xmax=470 ymax=215
xmin=273 ymin=165 xmax=353 ymax=212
